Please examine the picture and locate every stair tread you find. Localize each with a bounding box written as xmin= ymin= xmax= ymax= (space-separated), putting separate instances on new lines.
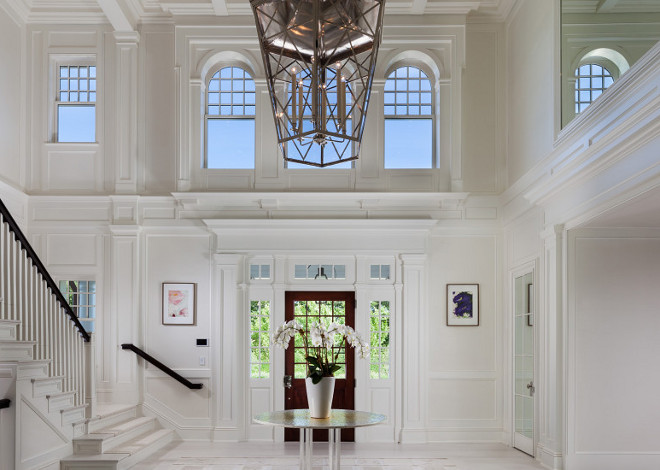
xmin=106 ymin=429 xmax=173 ymax=454
xmin=61 ymin=452 xmax=130 ymax=462
xmin=78 ymin=416 xmax=154 ymax=440
xmin=100 ymin=416 xmax=154 ymax=434
xmin=32 ymin=375 xmax=64 ymax=383
xmin=0 ymin=339 xmax=36 ymax=344
xmin=47 ymin=390 xmax=76 ymax=399
xmin=0 ymin=319 xmax=21 ymax=324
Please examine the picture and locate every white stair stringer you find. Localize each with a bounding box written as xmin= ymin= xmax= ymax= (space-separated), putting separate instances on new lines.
xmin=60 ymin=406 xmax=176 ymax=470
xmin=1 ymin=320 xmax=89 ymax=470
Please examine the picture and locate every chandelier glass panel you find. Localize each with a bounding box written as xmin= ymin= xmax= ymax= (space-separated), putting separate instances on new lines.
xmin=251 ymin=0 xmax=385 ymax=167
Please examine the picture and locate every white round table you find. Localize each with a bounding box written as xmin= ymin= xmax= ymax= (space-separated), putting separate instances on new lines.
xmin=254 ymin=409 xmax=386 ymax=470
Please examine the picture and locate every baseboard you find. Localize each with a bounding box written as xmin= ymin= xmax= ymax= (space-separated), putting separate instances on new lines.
xmin=400 ymin=427 xmax=506 ymax=444
xmin=537 ymin=443 xmax=562 ymax=470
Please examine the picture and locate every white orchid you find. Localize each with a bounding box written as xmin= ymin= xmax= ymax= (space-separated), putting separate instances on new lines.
xmin=272 ymin=318 xmax=370 ymax=383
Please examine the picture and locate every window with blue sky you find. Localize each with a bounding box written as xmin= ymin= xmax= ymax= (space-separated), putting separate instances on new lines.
xmin=384 ymin=66 xmax=433 ymax=169
xmin=205 ymin=66 xmax=256 ymax=169
xmin=57 ymin=65 xmax=96 ymax=143
xmin=575 ymin=63 xmax=614 ymax=114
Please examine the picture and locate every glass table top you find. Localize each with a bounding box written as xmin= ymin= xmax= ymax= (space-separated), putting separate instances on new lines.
xmin=254 ymin=409 xmax=386 ymax=429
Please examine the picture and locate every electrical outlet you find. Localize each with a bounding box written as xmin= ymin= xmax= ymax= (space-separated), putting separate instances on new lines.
xmin=199 ymin=356 xmax=206 ymax=366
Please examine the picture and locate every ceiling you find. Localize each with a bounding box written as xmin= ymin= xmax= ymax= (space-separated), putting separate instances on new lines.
xmin=1 ymin=0 xmax=518 ymax=30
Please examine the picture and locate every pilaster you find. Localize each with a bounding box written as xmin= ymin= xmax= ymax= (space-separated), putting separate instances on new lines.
xmin=107 ymin=224 xmax=141 ymax=404
xmin=212 ymin=253 xmax=244 ymax=440
xmin=537 ymin=224 xmax=564 ymax=469
xmin=398 ymin=253 xmax=427 ymax=443
xmin=113 ymin=32 xmax=140 ymax=193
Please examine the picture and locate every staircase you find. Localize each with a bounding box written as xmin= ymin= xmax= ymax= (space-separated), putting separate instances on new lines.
xmin=61 ymin=405 xmax=175 ymax=469
xmin=0 ymin=199 xmax=176 ymax=469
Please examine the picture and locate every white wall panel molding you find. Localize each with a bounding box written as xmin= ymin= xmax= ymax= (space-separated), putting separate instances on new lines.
xmin=399 ymin=254 xmax=426 ymax=442
xmin=0 ymin=180 xmax=29 ymax=229
xmin=565 ymin=230 xmax=660 ymax=469
xmin=211 ymin=253 xmax=244 ymax=438
xmin=113 ymin=31 xmax=140 ymax=193
xmin=205 ymin=219 xmax=436 ymax=254
xmin=108 ymin=224 xmax=140 ymax=404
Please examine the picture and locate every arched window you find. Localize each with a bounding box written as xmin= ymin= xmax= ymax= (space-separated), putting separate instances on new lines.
xmin=575 ymin=63 xmax=614 ymax=114
xmin=205 ymin=66 xmax=256 ymax=169
xmin=383 ymin=66 xmax=434 ymax=169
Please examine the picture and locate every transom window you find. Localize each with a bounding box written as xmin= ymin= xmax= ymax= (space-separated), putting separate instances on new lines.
xmin=205 ymin=66 xmax=256 ymax=169
xmin=57 ymin=65 xmax=96 ymax=142
xmin=384 ymin=66 xmax=433 ymax=169
xmin=58 ymin=280 xmax=96 ymax=333
xmin=575 ymin=63 xmax=614 ymax=114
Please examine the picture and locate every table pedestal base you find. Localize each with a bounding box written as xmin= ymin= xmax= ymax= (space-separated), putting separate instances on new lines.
xmin=299 ymin=428 xmax=342 ymax=470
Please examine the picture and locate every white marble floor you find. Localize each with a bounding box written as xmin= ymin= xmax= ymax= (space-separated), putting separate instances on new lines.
xmin=132 ymin=441 xmax=547 ymax=470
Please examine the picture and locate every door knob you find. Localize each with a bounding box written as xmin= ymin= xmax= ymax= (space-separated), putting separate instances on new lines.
xmin=283 ymin=375 xmax=292 ymax=389
xmin=526 ymin=381 xmax=535 ymax=396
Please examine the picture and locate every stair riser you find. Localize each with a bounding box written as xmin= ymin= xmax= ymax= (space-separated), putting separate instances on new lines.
xmin=17 ymin=361 xmax=50 ymax=379
xmin=0 ymin=326 xmax=17 ymax=340
xmin=115 ymin=430 xmax=174 ymax=470
xmin=48 ymin=393 xmax=75 ymax=412
xmin=62 ymin=405 xmax=87 ymax=426
xmin=75 ymin=419 xmax=156 ymax=455
xmin=32 ymin=378 xmax=63 ymax=398
xmin=0 ymin=343 xmax=34 ymax=361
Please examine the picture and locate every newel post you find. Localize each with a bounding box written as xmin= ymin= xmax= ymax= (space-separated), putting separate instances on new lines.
xmin=84 ymin=335 xmax=97 ymax=418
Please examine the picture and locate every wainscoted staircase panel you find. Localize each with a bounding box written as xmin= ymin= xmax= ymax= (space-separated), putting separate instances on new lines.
xmin=61 ymin=405 xmax=176 ymax=470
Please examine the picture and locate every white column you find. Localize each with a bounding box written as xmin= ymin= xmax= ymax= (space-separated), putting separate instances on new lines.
xmin=537 ymin=224 xmax=564 ymax=469
xmin=113 ymin=32 xmax=140 ymax=193
xmin=399 ymin=254 xmax=426 ymax=443
xmin=212 ymin=253 xmax=244 ymax=440
xmin=107 ymin=225 xmax=141 ymax=404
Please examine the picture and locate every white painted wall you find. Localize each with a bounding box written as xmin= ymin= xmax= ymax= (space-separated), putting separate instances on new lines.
xmin=463 ymin=23 xmax=506 ymax=194
xmin=506 ymin=0 xmax=556 ymax=186
xmin=566 ymin=229 xmax=660 ymax=470
xmin=427 ymin=233 xmax=502 ymax=441
xmin=0 ymin=8 xmax=22 ymax=188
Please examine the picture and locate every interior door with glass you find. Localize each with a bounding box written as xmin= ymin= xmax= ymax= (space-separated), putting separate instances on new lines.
xmin=514 ymin=271 xmax=535 ymax=455
xmin=283 ymin=291 xmax=355 ymax=442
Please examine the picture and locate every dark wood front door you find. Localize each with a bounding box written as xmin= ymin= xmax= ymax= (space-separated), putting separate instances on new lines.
xmin=284 ymin=291 xmax=355 ymax=442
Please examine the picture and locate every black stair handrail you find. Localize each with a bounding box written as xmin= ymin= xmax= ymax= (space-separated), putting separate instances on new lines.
xmin=0 ymin=398 xmax=10 ymax=409
xmin=121 ymin=344 xmax=203 ymax=390
xmin=0 ymin=198 xmax=90 ymax=342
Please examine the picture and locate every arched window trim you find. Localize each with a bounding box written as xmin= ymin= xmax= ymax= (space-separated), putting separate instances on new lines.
xmin=203 ymin=65 xmax=257 ymax=170
xmin=571 ymin=47 xmax=630 ymax=115
xmin=382 ymin=62 xmax=439 ymax=169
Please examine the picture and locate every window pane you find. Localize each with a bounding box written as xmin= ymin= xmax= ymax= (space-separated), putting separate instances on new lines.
xmin=58 ymin=105 xmax=95 ymax=142
xmin=206 ymin=119 xmax=255 ymax=169
xmin=384 ymin=119 xmax=432 ymax=169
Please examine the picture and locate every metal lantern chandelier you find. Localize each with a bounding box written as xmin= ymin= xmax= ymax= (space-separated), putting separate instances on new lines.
xmin=251 ymin=0 xmax=385 ymax=167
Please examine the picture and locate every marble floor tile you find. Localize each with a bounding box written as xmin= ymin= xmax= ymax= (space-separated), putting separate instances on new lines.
xmin=131 ymin=442 xmax=546 ymax=470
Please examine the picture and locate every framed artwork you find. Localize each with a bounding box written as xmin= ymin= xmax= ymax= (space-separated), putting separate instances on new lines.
xmin=447 ymin=284 xmax=479 ymax=326
xmin=162 ymin=283 xmax=196 ymax=325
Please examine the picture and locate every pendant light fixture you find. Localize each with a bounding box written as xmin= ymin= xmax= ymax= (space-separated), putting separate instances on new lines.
xmin=251 ymin=0 xmax=385 ymax=167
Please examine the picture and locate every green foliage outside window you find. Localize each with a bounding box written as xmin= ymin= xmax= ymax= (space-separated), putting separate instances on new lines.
xmin=250 ymin=300 xmax=270 ymax=378
xmin=370 ymin=301 xmax=390 ymax=379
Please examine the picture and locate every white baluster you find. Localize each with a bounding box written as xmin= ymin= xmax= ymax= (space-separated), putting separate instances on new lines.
xmin=0 ymin=218 xmax=6 ymax=321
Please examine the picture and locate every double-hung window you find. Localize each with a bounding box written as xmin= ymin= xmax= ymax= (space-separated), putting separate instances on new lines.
xmin=56 ymin=64 xmax=97 ymax=143
xmin=384 ymin=66 xmax=434 ymax=169
xmin=205 ymin=66 xmax=256 ymax=169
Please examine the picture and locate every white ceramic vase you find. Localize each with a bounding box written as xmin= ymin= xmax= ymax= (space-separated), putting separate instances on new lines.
xmin=305 ymin=376 xmax=335 ymax=418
